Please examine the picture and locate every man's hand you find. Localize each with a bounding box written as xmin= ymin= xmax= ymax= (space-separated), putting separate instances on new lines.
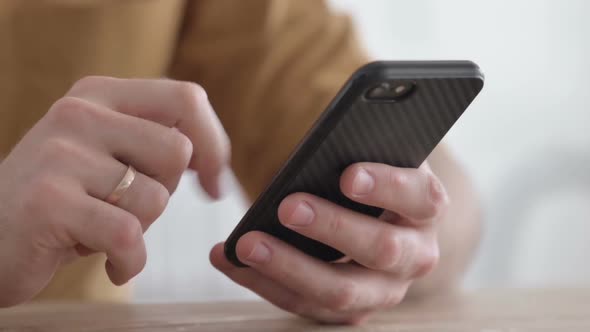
xmin=0 ymin=77 xmax=230 ymax=307
xmin=210 ymin=162 xmax=448 ymax=324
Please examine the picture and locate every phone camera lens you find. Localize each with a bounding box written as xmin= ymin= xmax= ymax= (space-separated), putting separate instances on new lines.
xmin=365 ymin=81 xmax=415 ymax=101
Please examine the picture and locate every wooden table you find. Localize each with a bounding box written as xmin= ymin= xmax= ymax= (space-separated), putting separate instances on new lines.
xmin=2 ymin=289 xmax=590 ymax=331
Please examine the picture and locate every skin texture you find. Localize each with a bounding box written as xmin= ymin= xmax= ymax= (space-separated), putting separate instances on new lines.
xmin=0 ymin=77 xmax=230 ymax=307
xmin=406 ymin=146 xmax=482 ymax=299
xmin=0 ymin=77 xmax=481 ymax=326
xmin=210 ymin=162 xmax=454 ymax=324
xmin=210 ymin=145 xmax=482 ymax=324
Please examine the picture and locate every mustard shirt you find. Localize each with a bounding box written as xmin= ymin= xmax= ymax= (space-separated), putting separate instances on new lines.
xmin=0 ymin=0 xmax=367 ymax=301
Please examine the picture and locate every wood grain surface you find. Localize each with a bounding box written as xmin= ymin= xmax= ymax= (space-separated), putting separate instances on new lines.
xmin=1 ymin=289 xmax=590 ymax=331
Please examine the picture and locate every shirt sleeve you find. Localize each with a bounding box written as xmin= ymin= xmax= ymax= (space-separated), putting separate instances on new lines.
xmin=169 ymin=0 xmax=369 ymax=200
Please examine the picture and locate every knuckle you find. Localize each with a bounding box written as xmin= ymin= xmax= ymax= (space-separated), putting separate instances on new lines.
xmin=68 ymin=75 xmax=113 ymax=96
xmin=424 ymin=201 xmax=441 ymax=221
xmin=174 ymin=81 xmax=231 ymax=172
xmin=41 ymin=137 xmax=80 ymax=162
xmin=326 ymin=208 xmax=345 ymax=237
xmin=33 ymin=175 xmax=63 ymax=198
xmin=112 ymin=214 xmax=143 ymax=250
xmin=325 ymin=280 xmax=359 ymax=311
xmin=372 ymin=228 xmax=402 ymax=271
xmin=168 ymin=130 xmax=193 ymax=171
xmin=413 ymin=243 xmax=440 ymax=278
xmin=47 ymin=96 xmax=99 ymax=128
xmin=177 ymin=81 xmax=208 ymax=108
xmin=48 ymin=97 xmax=87 ymax=124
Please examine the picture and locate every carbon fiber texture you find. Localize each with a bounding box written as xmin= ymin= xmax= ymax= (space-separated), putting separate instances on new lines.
xmin=226 ymin=62 xmax=484 ymax=265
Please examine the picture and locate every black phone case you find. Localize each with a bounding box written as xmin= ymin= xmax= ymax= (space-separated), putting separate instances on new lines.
xmin=225 ymin=61 xmax=484 ymax=266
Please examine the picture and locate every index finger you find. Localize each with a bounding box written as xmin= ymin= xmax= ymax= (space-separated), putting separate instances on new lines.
xmin=66 ymin=76 xmax=231 ymax=198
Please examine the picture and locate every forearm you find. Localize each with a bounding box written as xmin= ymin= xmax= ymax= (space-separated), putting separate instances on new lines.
xmin=407 ymin=144 xmax=482 ymax=298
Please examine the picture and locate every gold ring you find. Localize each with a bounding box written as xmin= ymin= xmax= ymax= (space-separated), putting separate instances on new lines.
xmin=105 ymin=165 xmax=136 ymax=204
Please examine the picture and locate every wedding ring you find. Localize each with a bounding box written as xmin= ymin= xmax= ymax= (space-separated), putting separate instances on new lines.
xmin=105 ymin=165 xmax=136 ymax=204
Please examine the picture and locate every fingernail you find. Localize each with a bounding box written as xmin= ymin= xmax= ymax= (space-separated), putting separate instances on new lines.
xmin=245 ymin=242 xmax=271 ymax=264
xmin=352 ymin=168 xmax=374 ymax=196
xmin=286 ymin=201 xmax=314 ymax=226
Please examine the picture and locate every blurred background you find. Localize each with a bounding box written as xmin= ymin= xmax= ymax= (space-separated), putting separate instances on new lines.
xmin=135 ymin=0 xmax=590 ymax=302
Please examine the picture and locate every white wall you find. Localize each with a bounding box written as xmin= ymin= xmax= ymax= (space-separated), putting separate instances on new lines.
xmin=331 ymin=0 xmax=590 ymax=288
xmin=134 ymin=0 xmax=590 ymax=302
xmin=134 ymin=172 xmax=252 ymax=302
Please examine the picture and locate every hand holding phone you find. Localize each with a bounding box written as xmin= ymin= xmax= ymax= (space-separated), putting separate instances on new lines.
xmin=210 ymin=60 xmax=483 ymax=324
xmin=224 ymin=61 xmax=484 ymax=265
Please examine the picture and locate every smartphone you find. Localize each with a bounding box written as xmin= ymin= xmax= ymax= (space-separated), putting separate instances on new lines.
xmin=225 ymin=61 xmax=484 ymax=267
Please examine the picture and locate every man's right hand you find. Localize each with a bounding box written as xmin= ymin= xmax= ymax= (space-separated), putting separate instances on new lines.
xmin=0 ymin=77 xmax=230 ymax=307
